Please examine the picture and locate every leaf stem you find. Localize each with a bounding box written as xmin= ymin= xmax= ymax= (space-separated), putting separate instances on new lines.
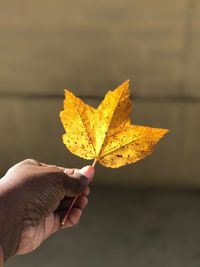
xmin=61 ymin=158 xmax=97 ymax=226
xmin=92 ymin=158 xmax=98 ymax=167
xmin=61 ymin=195 xmax=78 ymax=226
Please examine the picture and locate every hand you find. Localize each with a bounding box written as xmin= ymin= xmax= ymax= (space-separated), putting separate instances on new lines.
xmin=0 ymin=159 xmax=94 ymax=261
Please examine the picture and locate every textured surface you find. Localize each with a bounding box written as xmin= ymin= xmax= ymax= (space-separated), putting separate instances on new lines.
xmin=5 ymin=186 xmax=200 ymax=267
xmin=0 ymin=0 xmax=198 ymax=97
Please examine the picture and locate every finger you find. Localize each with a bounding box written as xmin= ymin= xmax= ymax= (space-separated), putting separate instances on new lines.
xmin=59 ymin=166 xmax=94 ymax=196
xmin=61 ymin=208 xmax=82 ymax=228
xmin=61 ymin=166 xmax=94 ymax=196
xmin=58 ymin=172 xmax=88 ymax=197
xmin=62 ymin=196 xmax=88 ymax=211
xmin=55 ymin=197 xmax=73 ymax=221
xmin=61 ymin=166 xmax=95 ymax=181
xmin=39 ymin=165 xmax=93 ymax=197
xmin=78 ymin=166 xmax=95 ymax=181
xmin=35 ymin=162 xmax=95 ymax=182
xmin=62 ymin=168 xmax=78 ymax=176
xmin=55 ymin=195 xmax=88 ymax=222
xmin=74 ymin=195 xmax=88 ymax=210
xmin=82 ymin=186 xmax=90 ymax=196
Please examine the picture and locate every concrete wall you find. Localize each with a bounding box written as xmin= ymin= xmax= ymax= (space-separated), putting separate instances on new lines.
xmin=0 ymin=0 xmax=199 ymax=187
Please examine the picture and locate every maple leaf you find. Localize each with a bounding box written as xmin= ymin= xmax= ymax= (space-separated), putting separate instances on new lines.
xmin=60 ymin=80 xmax=169 ymax=168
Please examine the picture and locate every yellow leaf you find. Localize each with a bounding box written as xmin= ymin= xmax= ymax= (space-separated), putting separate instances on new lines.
xmin=99 ymin=125 xmax=168 ymax=168
xmin=60 ymin=90 xmax=95 ymax=159
xmin=60 ymin=80 xmax=169 ymax=168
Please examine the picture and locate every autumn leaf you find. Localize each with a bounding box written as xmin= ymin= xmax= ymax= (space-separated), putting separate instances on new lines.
xmin=60 ymin=80 xmax=169 ymax=168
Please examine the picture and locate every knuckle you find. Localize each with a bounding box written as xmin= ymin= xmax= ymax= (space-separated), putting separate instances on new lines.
xmin=23 ymin=159 xmax=40 ymax=165
xmin=70 ymin=177 xmax=86 ymax=194
xmin=64 ymin=168 xmax=75 ymax=176
xmin=59 ymin=171 xmax=88 ymax=195
xmin=78 ymin=177 xmax=87 ymax=192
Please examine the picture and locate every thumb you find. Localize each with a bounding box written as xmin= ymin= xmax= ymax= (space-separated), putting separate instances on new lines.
xmin=64 ymin=165 xmax=95 ymax=181
xmin=61 ymin=166 xmax=95 ymax=197
xmin=78 ymin=165 xmax=95 ymax=181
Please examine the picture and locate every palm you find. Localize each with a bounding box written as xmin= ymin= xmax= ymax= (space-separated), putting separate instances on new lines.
xmin=16 ymin=199 xmax=84 ymax=255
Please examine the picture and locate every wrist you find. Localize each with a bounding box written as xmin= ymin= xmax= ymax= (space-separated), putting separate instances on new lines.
xmin=0 ymin=176 xmax=23 ymax=261
xmin=0 ymin=245 xmax=3 ymax=267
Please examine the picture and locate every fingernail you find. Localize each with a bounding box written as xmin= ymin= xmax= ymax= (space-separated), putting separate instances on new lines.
xmin=79 ymin=166 xmax=95 ymax=180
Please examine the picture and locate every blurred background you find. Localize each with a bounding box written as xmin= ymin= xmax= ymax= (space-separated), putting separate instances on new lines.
xmin=0 ymin=0 xmax=199 ymax=266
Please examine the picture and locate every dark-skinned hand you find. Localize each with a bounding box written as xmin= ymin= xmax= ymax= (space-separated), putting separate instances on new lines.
xmin=0 ymin=159 xmax=94 ymax=262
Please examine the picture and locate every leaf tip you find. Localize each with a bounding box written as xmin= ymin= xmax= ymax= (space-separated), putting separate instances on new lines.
xmin=64 ymin=89 xmax=71 ymax=95
xmin=162 ymin=128 xmax=170 ymax=135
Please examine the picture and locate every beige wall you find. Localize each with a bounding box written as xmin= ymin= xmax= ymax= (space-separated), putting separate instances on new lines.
xmin=0 ymin=0 xmax=199 ymax=187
